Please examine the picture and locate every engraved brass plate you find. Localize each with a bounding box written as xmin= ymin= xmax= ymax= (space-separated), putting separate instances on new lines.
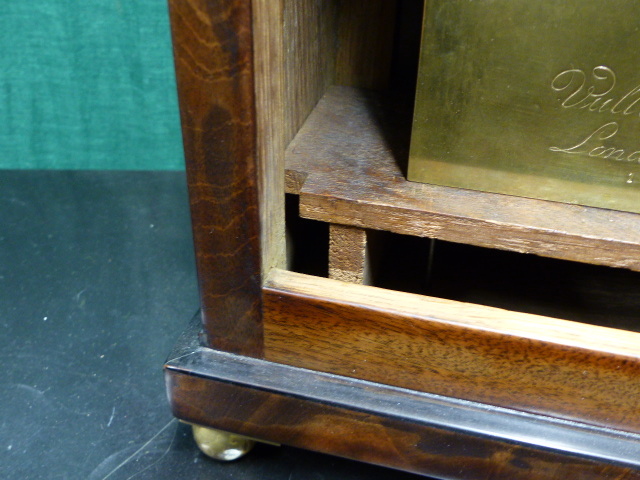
xmin=408 ymin=0 xmax=640 ymax=213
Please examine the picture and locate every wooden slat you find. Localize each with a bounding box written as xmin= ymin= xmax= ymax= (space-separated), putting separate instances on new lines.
xmin=168 ymin=0 xmax=263 ymax=355
xmin=253 ymin=0 xmax=286 ymax=273
xmin=254 ymin=0 xmax=346 ymax=274
xmin=285 ymin=87 xmax=640 ymax=271
xmin=263 ymin=269 xmax=640 ymax=434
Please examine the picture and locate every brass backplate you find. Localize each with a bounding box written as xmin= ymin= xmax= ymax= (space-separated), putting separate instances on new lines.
xmin=408 ymin=0 xmax=640 ymax=213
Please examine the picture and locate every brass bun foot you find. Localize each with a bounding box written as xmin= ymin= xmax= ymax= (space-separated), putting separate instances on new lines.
xmin=191 ymin=424 xmax=255 ymax=461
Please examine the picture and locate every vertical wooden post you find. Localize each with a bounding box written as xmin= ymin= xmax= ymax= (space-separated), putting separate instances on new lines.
xmin=168 ymin=0 xmax=263 ymax=356
xmin=329 ymin=224 xmax=372 ymax=285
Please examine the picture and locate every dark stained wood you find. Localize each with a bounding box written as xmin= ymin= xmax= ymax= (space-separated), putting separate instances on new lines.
xmin=168 ymin=0 xmax=263 ymax=355
xmin=263 ymin=269 xmax=640 ymax=435
xmin=285 ymin=87 xmax=640 ymax=272
xmin=165 ymin=328 xmax=640 ymax=479
xmin=170 ymin=379 xmax=640 ymax=480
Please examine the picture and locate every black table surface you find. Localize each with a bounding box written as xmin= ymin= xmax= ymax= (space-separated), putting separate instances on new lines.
xmin=0 ymin=170 xmax=425 ymax=480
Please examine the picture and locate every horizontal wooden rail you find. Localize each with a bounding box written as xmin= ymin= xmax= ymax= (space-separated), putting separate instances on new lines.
xmin=263 ymin=269 xmax=640 ymax=434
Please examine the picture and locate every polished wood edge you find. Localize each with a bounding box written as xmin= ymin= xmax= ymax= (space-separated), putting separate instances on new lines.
xmin=263 ymin=269 xmax=640 ymax=433
xmin=165 ymin=316 xmax=640 ymax=478
xmin=168 ymin=0 xmax=263 ymax=356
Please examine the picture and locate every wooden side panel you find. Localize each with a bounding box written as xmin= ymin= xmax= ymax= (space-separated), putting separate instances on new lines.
xmin=254 ymin=0 xmax=341 ymax=274
xmin=336 ymin=0 xmax=398 ymax=90
xmin=168 ymin=0 xmax=262 ymax=355
xmin=263 ymin=269 xmax=640 ymax=434
xmin=282 ymin=0 xmax=339 ymax=144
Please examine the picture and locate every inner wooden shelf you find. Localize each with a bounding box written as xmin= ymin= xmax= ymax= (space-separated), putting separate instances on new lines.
xmin=285 ymin=86 xmax=640 ymax=272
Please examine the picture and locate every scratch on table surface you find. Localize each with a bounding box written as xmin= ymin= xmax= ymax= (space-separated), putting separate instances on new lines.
xmin=12 ymin=383 xmax=91 ymax=416
xmin=90 ymin=418 xmax=177 ymax=480
xmin=125 ymin=420 xmax=179 ymax=480
xmin=15 ymin=383 xmax=46 ymax=396
xmin=107 ymin=406 xmax=116 ymax=428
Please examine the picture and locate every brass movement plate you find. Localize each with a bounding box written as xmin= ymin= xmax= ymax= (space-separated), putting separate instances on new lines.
xmin=408 ymin=0 xmax=640 ymax=213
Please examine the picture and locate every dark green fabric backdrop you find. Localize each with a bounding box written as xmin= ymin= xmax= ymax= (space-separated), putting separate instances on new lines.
xmin=1 ymin=1 xmax=183 ymax=170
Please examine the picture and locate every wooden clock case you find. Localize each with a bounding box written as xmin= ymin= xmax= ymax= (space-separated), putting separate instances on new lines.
xmin=164 ymin=1 xmax=640 ymax=477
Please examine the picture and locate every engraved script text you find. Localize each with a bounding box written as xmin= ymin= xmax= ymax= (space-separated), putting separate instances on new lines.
xmin=549 ymin=122 xmax=640 ymax=163
xmin=550 ymin=66 xmax=640 ymax=165
xmin=552 ymin=66 xmax=640 ymax=116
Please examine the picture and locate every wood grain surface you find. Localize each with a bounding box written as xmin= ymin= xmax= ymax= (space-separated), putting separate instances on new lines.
xmin=329 ymin=224 xmax=371 ymax=284
xmin=263 ymin=269 xmax=640 ymax=434
xmin=285 ymin=87 xmax=640 ymax=271
xmin=282 ymin=0 xmax=339 ymax=144
xmin=167 ymin=354 xmax=640 ymax=479
xmin=254 ymin=0 xmax=345 ymax=275
xmin=335 ymin=0 xmax=397 ymax=90
xmin=168 ymin=0 xmax=263 ymax=355
xmin=253 ymin=0 xmax=286 ymax=275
